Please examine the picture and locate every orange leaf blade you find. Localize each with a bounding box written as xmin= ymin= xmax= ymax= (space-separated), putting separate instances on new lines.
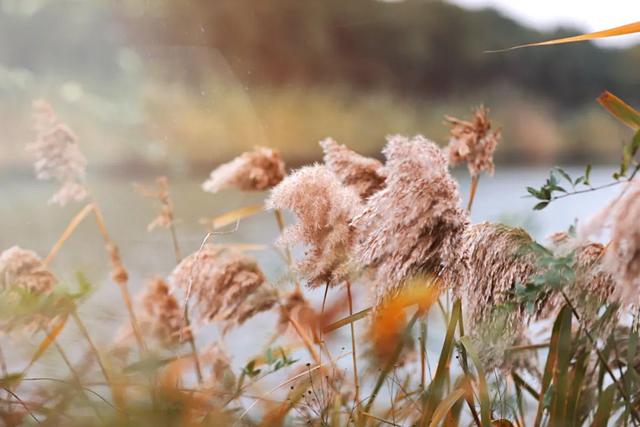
xmin=597 ymin=91 xmax=640 ymax=130
xmin=489 ymin=21 xmax=640 ymax=52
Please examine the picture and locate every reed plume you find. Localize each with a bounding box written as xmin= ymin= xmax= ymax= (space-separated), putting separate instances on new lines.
xmin=170 ymin=246 xmax=276 ymax=334
xmin=458 ymin=222 xmax=537 ymax=368
xmin=266 ymin=164 xmax=360 ymax=288
xmin=0 ymin=246 xmax=58 ymax=333
xmin=27 ymin=100 xmax=88 ymax=206
xmin=139 ymin=277 xmax=192 ymax=347
xmin=136 ymin=176 xmax=177 ymax=232
xmin=320 ymin=138 xmax=386 ymax=199
xmin=445 ymin=105 xmax=501 ymax=178
xmin=352 ymin=135 xmax=468 ymax=302
xmin=202 ymin=147 xmax=286 ymax=193
xmin=580 ymin=179 xmax=640 ymax=304
xmin=0 ymin=246 xmax=56 ymax=294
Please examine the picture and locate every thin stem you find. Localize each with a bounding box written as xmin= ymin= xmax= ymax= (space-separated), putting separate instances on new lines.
xmin=346 ymin=280 xmax=360 ymax=409
xmin=363 ymin=311 xmax=420 ymax=416
xmin=560 ymin=291 xmax=640 ymax=425
xmin=467 ymin=175 xmax=480 ymax=212
xmin=71 ymin=310 xmax=122 ymax=409
xmin=168 ymin=222 xmax=182 ymax=264
xmin=419 ymin=319 xmax=426 ymax=388
xmin=185 ymin=310 xmax=203 ymax=385
xmin=273 ymin=209 xmax=301 ymax=291
xmin=52 ymin=340 xmax=104 ymax=419
xmin=283 ymin=307 xmax=321 ymax=364
xmin=2 ymin=388 xmax=39 ymax=424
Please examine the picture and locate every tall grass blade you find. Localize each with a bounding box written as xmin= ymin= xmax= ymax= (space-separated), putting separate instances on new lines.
xmin=459 ymin=336 xmax=491 ymax=427
xmin=549 ymin=306 xmax=572 ymax=427
xmin=323 ymin=307 xmax=371 ymax=333
xmin=534 ymin=305 xmax=570 ymax=427
xmin=428 ymin=387 xmax=467 ymax=427
xmin=590 ymin=384 xmax=615 ymax=427
xmin=421 ymin=300 xmax=461 ymax=425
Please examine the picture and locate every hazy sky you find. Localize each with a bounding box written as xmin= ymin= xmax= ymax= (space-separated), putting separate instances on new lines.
xmin=449 ymin=0 xmax=640 ymax=47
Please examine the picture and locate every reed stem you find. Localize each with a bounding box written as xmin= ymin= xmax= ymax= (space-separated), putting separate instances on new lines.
xmin=346 ymin=280 xmax=360 ymax=409
xmin=467 ymin=175 xmax=480 ymax=212
xmin=70 ymin=309 xmax=123 ymax=409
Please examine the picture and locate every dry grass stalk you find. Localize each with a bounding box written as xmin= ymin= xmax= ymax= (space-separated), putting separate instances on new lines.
xmin=445 ymin=105 xmax=501 ymax=178
xmin=352 ymin=135 xmax=468 ymax=303
xmin=267 ymin=164 xmax=360 ymax=288
xmin=202 ymin=146 xmax=286 ymax=193
xmin=170 ymin=246 xmax=276 ymax=334
xmin=320 ymin=138 xmax=386 ymax=199
xmin=27 ymin=100 xmax=88 ymax=206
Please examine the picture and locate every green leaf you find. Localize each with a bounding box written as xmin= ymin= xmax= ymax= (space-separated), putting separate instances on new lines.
xmin=584 ymin=164 xmax=592 ymax=185
xmin=534 ymin=201 xmax=549 ymax=210
xmin=555 ymin=167 xmax=573 ymax=186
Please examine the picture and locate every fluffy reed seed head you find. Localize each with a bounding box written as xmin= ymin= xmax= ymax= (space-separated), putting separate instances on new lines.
xmin=320 ymin=138 xmax=386 ymax=199
xmin=136 ymin=176 xmax=176 ymax=232
xmin=580 ymin=179 xmax=640 ymax=305
xmin=266 ymin=164 xmax=360 ymax=287
xmin=27 ymin=100 xmax=88 ymax=206
xmin=139 ymin=277 xmax=191 ymax=347
xmin=352 ymin=135 xmax=468 ymax=302
xmin=459 ymin=222 xmax=536 ymax=327
xmin=170 ymin=246 xmax=276 ymax=334
xmin=458 ymin=222 xmax=538 ymax=367
xmin=202 ymin=147 xmax=286 ymax=193
xmin=0 ymin=246 xmax=57 ymax=334
xmin=445 ymin=105 xmax=500 ymax=177
xmin=0 ymin=246 xmax=56 ymax=294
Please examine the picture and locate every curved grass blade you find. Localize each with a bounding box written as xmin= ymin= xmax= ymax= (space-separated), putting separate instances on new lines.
xmin=428 ymin=387 xmax=467 ymax=427
xmin=459 ymin=336 xmax=491 ymax=427
xmin=534 ymin=305 xmax=571 ymax=427
xmin=421 ymin=300 xmax=461 ymax=425
xmin=488 ymin=21 xmax=640 ymax=52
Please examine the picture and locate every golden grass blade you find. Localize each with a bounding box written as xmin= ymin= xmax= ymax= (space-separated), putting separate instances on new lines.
xmin=44 ymin=203 xmax=95 ymax=266
xmin=323 ymin=307 xmax=372 ymax=333
xmin=597 ymin=91 xmax=640 ymax=130
xmin=200 ymin=203 xmax=264 ymax=230
xmin=489 ymin=21 xmax=640 ymax=52
xmin=428 ymin=387 xmax=467 ymax=427
xmin=26 ymin=316 xmax=68 ymax=370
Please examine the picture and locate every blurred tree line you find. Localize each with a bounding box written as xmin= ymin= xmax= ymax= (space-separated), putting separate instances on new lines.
xmin=119 ymin=0 xmax=640 ymax=108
